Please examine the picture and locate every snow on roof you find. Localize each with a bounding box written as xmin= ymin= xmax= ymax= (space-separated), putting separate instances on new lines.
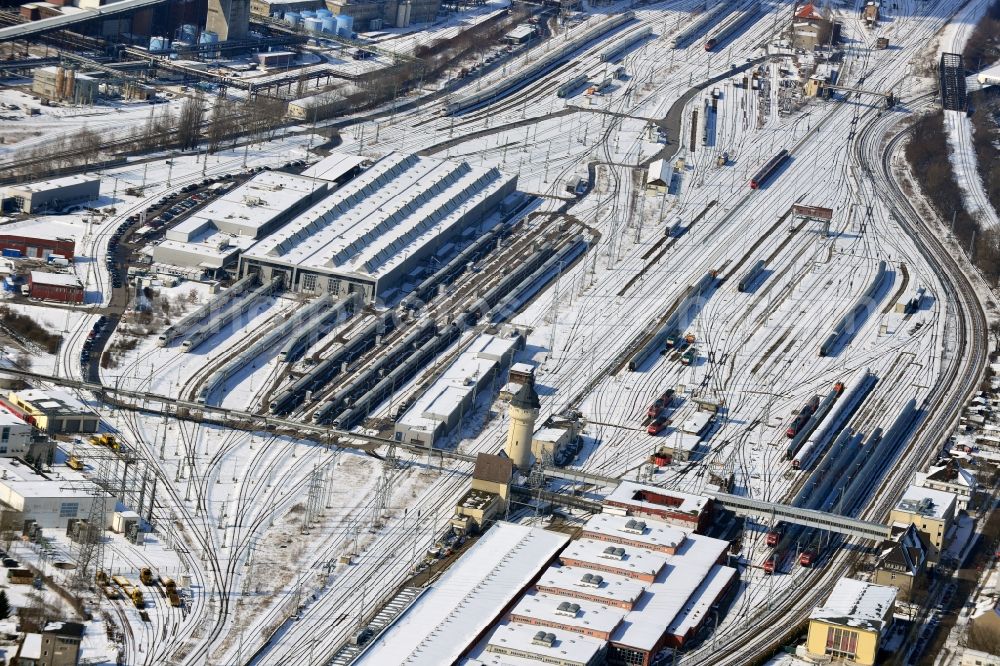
xmin=894 ymin=484 xmax=957 ymax=520
xmin=300 ymin=152 xmax=367 ymax=182
xmin=0 ymin=457 xmax=104 ymax=501
xmin=29 ymin=271 xmax=82 ymax=288
xmin=397 ymin=333 xmax=519 ymax=433
xmin=605 ymin=481 xmax=709 ymax=517
xmin=919 ymin=461 xmax=976 ymax=489
xmin=646 ymin=159 xmax=670 ymax=186
xmin=19 ymin=633 xmax=41 ymax=660
xmin=581 ymin=513 xmax=686 ymax=552
xmin=560 ymin=538 xmax=668 ymax=579
xmin=610 ymin=533 xmax=729 ymax=651
xmin=681 ymin=411 xmax=712 ymax=435
xmin=509 ymin=591 xmax=626 ymax=635
xmin=670 ymin=432 xmax=701 ymax=453
xmin=666 ymin=564 xmax=737 ymax=637
xmin=356 ymin=523 xmax=569 ymax=666
xmin=13 ymin=388 xmax=91 ymax=414
xmin=241 ymin=152 xmax=514 ymax=283
xmin=506 ymin=24 xmax=536 ymax=40
xmin=535 ymin=565 xmax=646 ymax=606
xmin=190 ymin=171 xmax=323 ymax=238
xmin=809 ymin=577 xmax=897 ymax=633
xmin=794 ymin=3 xmax=825 ymax=19
xmin=7 ymin=175 xmax=99 ymax=194
xmin=510 ymin=362 xmax=534 ymax=374
xmin=478 ymin=622 xmax=606 ymax=664
xmin=533 ymin=427 xmax=569 ymax=443
xmin=0 ymin=410 xmax=28 ymax=428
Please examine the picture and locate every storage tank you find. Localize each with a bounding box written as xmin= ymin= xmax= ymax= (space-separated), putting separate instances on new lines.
xmin=303 ymin=17 xmax=322 ymax=32
xmin=149 ymin=36 xmax=170 ymax=51
xmin=199 ymin=30 xmax=218 ymax=44
xmin=284 ymin=11 xmax=300 ymax=27
xmin=316 ymin=8 xmax=332 ymax=17
xmin=299 ymin=9 xmax=315 ymax=17
xmin=336 ymin=15 xmax=353 ymax=36
xmin=321 ymin=16 xmax=336 ymax=32
xmin=179 ymin=23 xmax=197 ymax=43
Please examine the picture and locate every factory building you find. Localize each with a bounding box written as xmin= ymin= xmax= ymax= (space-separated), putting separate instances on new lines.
xmin=805 ymin=577 xmax=896 ymax=666
xmin=325 ymin=0 xmax=440 ymax=30
xmin=1 ymin=175 xmax=100 ymax=214
xmin=238 ymin=152 xmax=516 ymax=302
xmin=467 ymin=507 xmax=736 ymax=666
xmin=207 ymin=0 xmax=250 ymax=40
xmin=355 ymin=522 xmax=571 ymax=666
xmin=394 ymin=332 xmax=521 ymax=447
xmin=889 ymin=484 xmax=957 ymax=562
xmin=791 ymin=2 xmax=833 ymax=50
xmin=603 ymin=481 xmax=713 ymax=533
xmin=27 ymin=272 xmax=85 ymax=304
xmin=152 ymin=171 xmax=328 ymax=272
xmin=0 ymin=457 xmax=112 ymax=530
xmin=31 ymin=66 xmax=98 ymax=104
xmin=250 ymin=0 xmax=320 ymax=15
xmin=0 ymin=411 xmax=36 ymax=458
xmin=0 ymin=234 xmax=75 ymax=260
xmin=1 ymin=389 xmax=99 ymax=434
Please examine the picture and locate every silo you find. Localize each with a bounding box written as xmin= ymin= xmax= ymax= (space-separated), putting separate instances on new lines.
xmin=336 ymin=15 xmax=353 ymax=36
xmin=321 ymin=16 xmax=336 ymax=32
xmin=303 ymin=17 xmax=323 ymax=32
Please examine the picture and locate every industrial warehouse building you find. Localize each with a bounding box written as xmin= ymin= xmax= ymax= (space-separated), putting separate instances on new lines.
xmin=394 ymin=332 xmax=521 ymax=447
xmin=1 ymin=389 xmax=99 ymax=434
xmin=0 ymin=234 xmax=75 ymax=260
xmin=805 ymin=577 xmax=896 ymax=666
xmin=603 ymin=481 xmax=713 ymax=533
xmin=27 ymin=271 xmax=84 ymax=304
xmin=152 ymin=171 xmax=329 ymax=272
xmin=359 ymin=489 xmax=734 ymax=666
xmin=0 ymin=457 xmax=111 ymax=530
xmin=356 ymin=523 xmax=571 ymax=666
xmin=31 ymin=66 xmax=99 ymax=104
xmin=1 ymin=175 xmax=100 ymax=214
xmin=238 ymin=152 xmax=517 ymax=302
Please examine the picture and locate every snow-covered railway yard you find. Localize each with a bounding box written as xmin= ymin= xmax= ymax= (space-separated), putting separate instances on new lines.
xmin=0 ymin=0 xmax=995 ymax=661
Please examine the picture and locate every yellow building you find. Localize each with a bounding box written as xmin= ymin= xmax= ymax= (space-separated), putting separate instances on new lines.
xmin=451 ymin=454 xmax=513 ymax=534
xmin=806 ymin=577 xmax=897 ymax=666
xmin=889 ymin=485 xmax=957 ymax=562
xmin=3 ymin=389 xmax=99 ymax=434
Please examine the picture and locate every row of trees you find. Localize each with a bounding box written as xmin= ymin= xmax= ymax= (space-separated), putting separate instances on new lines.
xmin=905 ymin=109 xmax=1000 ymax=283
xmin=963 ymin=0 xmax=1000 ymax=70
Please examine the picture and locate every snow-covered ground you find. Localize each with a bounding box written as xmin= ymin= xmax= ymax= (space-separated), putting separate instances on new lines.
xmin=0 ymin=0 xmax=989 ymax=660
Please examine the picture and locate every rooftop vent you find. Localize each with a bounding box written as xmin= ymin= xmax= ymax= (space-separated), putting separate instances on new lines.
xmin=578 ymin=573 xmax=604 ymax=588
xmin=600 ymin=546 xmax=626 ymax=561
xmin=623 ymin=519 xmax=647 ymax=534
xmin=555 ymin=601 xmax=581 ymax=617
xmin=531 ymin=631 xmax=556 ymax=647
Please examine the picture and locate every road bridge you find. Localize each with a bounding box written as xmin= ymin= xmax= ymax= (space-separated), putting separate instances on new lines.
xmin=0 ymin=0 xmax=168 ymax=43
xmin=709 ymin=491 xmax=891 ymax=541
